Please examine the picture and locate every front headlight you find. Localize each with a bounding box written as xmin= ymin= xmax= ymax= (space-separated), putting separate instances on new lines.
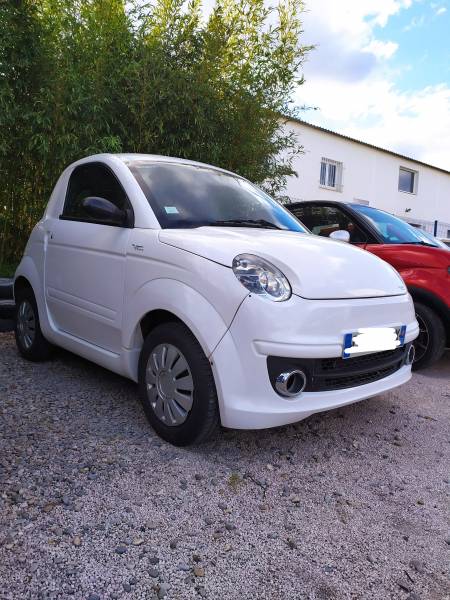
xmin=232 ymin=254 xmax=291 ymax=301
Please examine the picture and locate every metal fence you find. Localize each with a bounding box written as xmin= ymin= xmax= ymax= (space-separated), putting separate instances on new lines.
xmin=397 ymin=216 xmax=450 ymax=238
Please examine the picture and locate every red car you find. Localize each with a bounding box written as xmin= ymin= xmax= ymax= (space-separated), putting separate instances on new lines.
xmin=288 ymin=201 xmax=450 ymax=369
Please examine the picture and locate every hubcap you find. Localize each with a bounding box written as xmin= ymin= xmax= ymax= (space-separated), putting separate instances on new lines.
xmin=17 ymin=300 xmax=36 ymax=350
xmin=145 ymin=343 xmax=194 ymax=426
xmin=413 ymin=313 xmax=429 ymax=363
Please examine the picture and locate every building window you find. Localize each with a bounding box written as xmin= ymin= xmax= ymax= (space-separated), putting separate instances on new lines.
xmin=399 ymin=167 xmax=418 ymax=194
xmin=320 ymin=158 xmax=343 ymax=191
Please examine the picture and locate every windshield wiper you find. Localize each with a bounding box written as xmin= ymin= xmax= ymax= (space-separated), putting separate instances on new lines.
xmin=207 ymin=219 xmax=282 ymax=230
xmin=399 ymin=241 xmax=437 ymax=248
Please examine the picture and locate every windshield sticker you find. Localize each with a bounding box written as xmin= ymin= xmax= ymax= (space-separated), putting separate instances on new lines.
xmin=164 ymin=206 xmax=179 ymax=214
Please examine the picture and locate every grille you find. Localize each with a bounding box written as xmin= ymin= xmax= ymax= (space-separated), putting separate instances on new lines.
xmin=267 ymin=345 xmax=408 ymax=393
xmin=320 ymin=348 xmax=400 ymax=372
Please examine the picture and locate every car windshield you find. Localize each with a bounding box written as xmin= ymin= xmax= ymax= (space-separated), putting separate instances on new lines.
xmin=352 ymin=204 xmax=442 ymax=247
xmin=419 ymin=230 xmax=450 ymax=250
xmin=127 ymin=161 xmax=307 ymax=232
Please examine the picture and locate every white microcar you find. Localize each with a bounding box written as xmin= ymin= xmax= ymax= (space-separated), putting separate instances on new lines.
xmin=14 ymin=154 xmax=419 ymax=445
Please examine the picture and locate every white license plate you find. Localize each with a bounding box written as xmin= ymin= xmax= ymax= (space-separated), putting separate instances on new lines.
xmin=342 ymin=326 xmax=406 ymax=359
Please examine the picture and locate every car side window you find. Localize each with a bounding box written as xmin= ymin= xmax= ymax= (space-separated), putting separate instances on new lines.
xmin=291 ymin=205 xmax=368 ymax=244
xmin=62 ymin=163 xmax=130 ymax=224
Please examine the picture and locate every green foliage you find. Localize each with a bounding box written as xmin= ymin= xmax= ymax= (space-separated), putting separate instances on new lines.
xmin=0 ymin=0 xmax=309 ymax=265
xmin=0 ymin=262 xmax=17 ymax=278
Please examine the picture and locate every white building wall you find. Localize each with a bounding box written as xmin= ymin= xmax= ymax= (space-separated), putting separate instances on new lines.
xmin=284 ymin=121 xmax=450 ymax=238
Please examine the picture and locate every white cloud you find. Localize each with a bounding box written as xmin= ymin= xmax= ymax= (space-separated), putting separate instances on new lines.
xmin=363 ymin=40 xmax=399 ymax=59
xmin=297 ymin=0 xmax=450 ymax=170
xmin=403 ymin=15 xmax=425 ymax=31
xmin=435 ymin=6 xmax=447 ymax=15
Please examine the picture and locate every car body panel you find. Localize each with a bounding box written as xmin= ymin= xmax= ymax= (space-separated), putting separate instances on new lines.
xmin=159 ymin=227 xmax=407 ymax=300
xmin=365 ymin=244 xmax=450 ymax=313
xmin=212 ymin=293 xmax=417 ymax=428
xmin=45 ymin=218 xmax=130 ymax=352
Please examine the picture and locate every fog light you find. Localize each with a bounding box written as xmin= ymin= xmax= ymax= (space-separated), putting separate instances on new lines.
xmin=406 ymin=345 xmax=415 ymax=365
xmin=275 ymin=370 xmax=307 ymax=397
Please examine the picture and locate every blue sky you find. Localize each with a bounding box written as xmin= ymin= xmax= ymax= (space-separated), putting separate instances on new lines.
xmin=377 ymin=1 xmax=450 ymax=89
xmin=297 ymin=0 xmax=450 ymax=169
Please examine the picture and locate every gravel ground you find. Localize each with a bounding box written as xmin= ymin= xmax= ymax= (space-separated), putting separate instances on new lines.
xmin=0 ymin=331 xmax=449 ymax=600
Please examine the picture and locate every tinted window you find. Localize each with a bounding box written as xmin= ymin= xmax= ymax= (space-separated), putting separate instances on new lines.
xmin=63 ymin=163 xmax=129 ymax=222
xmin=289 ymin=205 xmax=368 ymax=243
xmin=419 ymin=230 xmax=449 ymax=249
xmin=128 ymin=162 xmax=307 ymax=232
xmin=353 ymin=204 xmax=443 ymax=247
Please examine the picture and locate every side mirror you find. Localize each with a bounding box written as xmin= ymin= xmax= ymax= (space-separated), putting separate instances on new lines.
xmin=329 ymin=229 xmax=350 ymax=243
xmin=82 ymin=196 xmax=126 ymax=226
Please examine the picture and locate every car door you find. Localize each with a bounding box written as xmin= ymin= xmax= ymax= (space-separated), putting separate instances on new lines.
xmin=290 ymin=204 xmax=370 ymax=246
xmin=44 ymin=162 xmax=134 ymax=353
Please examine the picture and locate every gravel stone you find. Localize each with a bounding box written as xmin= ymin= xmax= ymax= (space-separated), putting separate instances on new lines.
xmin=0 ymin=333 xmax=448 ymax=600
xmin=409 ymin=559 xmax=426 ymax=573
xmin=157 ymin=583 xmax=169 ymax=598
xmin=397 ymin=580 xmax=412 ymax=593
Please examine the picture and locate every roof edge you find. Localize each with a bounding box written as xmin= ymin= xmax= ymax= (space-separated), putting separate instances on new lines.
xmin=285 ymin=117 xmax=450 ymax=176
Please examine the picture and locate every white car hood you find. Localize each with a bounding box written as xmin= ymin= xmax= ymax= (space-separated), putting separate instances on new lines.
xmin=159 ymin=227 xmax=407 ymax=300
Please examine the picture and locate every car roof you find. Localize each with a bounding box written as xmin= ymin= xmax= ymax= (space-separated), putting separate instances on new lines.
xmin=287 ymin=200 xmax=402 ymax=222
xmin=68 ymin=153 xmax=240 ymax=179
xmin=289 ymin=199 xmax=357 ymax=208
xmin=114 ymin=153 xmax=238 ymax=177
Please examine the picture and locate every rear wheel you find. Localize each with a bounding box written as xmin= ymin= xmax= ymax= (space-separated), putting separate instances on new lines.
xmin=412 ymin=302 xmax=445 ymax=370
xmin=138 ymin=322 xmax=219 ymax=446
xmin=15 ymin=288 xmax=53 ymax=361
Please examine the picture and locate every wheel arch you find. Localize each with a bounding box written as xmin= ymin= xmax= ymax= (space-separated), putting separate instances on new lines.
xmin=13 ymin=257 xmax=53 ymax=336
xmin=123 ymin=279 xmax=231 ymax=364
xmin=140 ymin=309 xmax=183 ymax=339
xmin=14 ymin=276 xmax=34 ymax=300
xmin=408 ymin=286 xmax=450 ymax=344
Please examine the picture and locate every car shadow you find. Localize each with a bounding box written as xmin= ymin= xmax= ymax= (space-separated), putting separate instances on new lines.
xmin=418 ymin=349 xmax=450 ymax=380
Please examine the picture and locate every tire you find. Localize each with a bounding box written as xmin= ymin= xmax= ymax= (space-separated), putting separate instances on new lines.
xmin=412 ymin=302 xmax=446 ymax=370
xmin=138 ymin=322 xmax=219 ymax=446
xmin=14 ymin=288 xmax=53 ymax=361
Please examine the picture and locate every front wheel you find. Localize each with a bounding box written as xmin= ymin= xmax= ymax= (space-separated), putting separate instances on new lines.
xmin=15 ymin=289 xmax=53 ymax=361
xmin=412 ymin=302 xmax=445 ymax=370
xmin=138 ymin=322 xmax=219 ymax=446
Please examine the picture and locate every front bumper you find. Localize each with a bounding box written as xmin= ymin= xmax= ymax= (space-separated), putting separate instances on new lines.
xmin=211 ymin=293 xmax=418 ymax=429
